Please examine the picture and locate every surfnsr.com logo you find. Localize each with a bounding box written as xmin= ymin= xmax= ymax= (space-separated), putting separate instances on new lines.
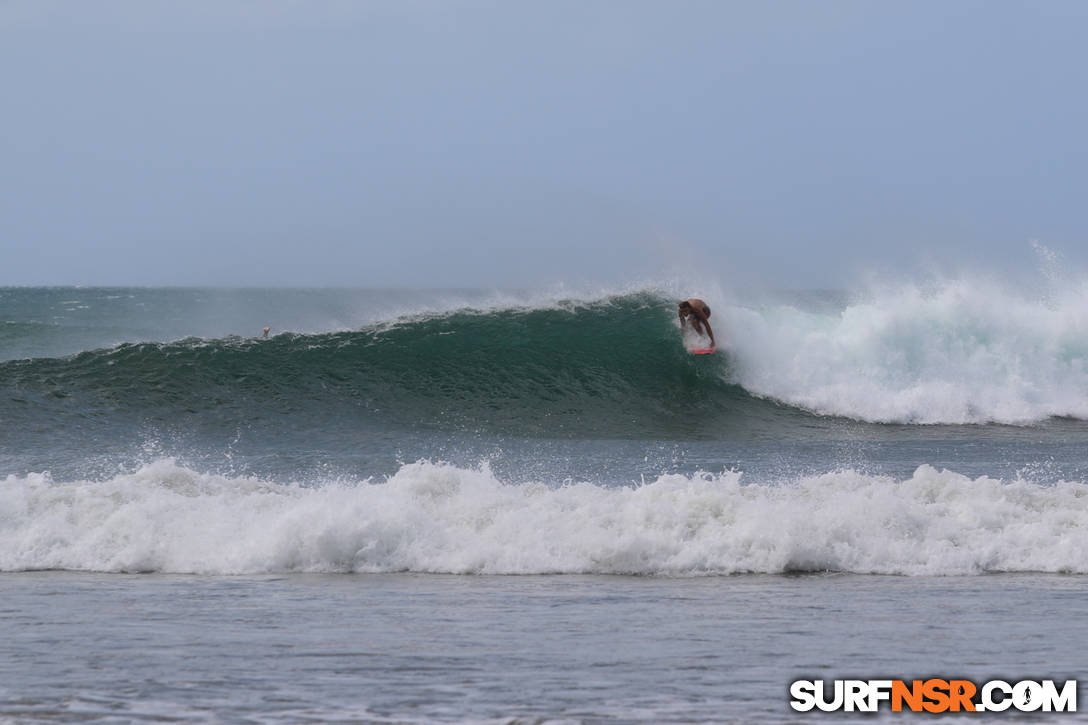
xmin=790 ymin=679 xmax=1078 ymax=713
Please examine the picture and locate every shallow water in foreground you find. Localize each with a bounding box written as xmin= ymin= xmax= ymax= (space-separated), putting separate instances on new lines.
xmin=1 ymin=572 xmax=1084 ymax=723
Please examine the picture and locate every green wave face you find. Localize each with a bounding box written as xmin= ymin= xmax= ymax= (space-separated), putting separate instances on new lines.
xmin=2 ymin=292 xmax=786 ymax=440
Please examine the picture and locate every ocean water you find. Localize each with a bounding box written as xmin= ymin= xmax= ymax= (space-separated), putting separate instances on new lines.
xmin=2 ymin=282 xmax=1087 ymax=722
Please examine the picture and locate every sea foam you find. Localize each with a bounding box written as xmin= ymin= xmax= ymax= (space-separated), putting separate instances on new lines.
xmin=722 ymin=276 xmax=1088 ymax=424
xmin=2 ymin=459 xmax=1086 ymax=576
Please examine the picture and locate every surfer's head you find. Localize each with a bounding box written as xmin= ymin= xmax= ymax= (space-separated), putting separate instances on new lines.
xmin=678 ymin=301 xmax=691 ymax=311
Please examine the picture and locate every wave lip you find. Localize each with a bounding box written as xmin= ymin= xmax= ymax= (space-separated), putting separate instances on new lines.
xmin=3 ymin=460 xmax=1086 ymax=576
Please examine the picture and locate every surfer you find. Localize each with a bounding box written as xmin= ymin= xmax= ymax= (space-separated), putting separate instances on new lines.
xmin=261 ymin=326 xmax=270 ymax=339
xmin=678 ymin=298 xmax=715 ymax=347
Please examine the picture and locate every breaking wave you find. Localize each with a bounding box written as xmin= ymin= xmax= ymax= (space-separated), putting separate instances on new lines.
xmin=3 ymin=459 xmax=1086 ymax=576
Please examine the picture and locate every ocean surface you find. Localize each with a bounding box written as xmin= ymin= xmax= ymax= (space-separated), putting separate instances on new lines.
xmin=2 ymin=283 xmax=1087 ymax=723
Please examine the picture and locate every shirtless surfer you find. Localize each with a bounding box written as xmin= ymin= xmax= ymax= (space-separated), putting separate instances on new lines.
xmin=678 ymin=298 xmax=715 ymax=348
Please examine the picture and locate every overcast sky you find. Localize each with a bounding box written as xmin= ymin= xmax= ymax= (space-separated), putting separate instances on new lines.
xmin=2 ymin=1 xmax=1086 ymax=288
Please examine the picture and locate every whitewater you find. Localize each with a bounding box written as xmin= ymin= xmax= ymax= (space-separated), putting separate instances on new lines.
xmin=4 ymin=460 xmax=1088 ymax=576
xmin=724 ymin=277 xmax=1088 ymax=424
